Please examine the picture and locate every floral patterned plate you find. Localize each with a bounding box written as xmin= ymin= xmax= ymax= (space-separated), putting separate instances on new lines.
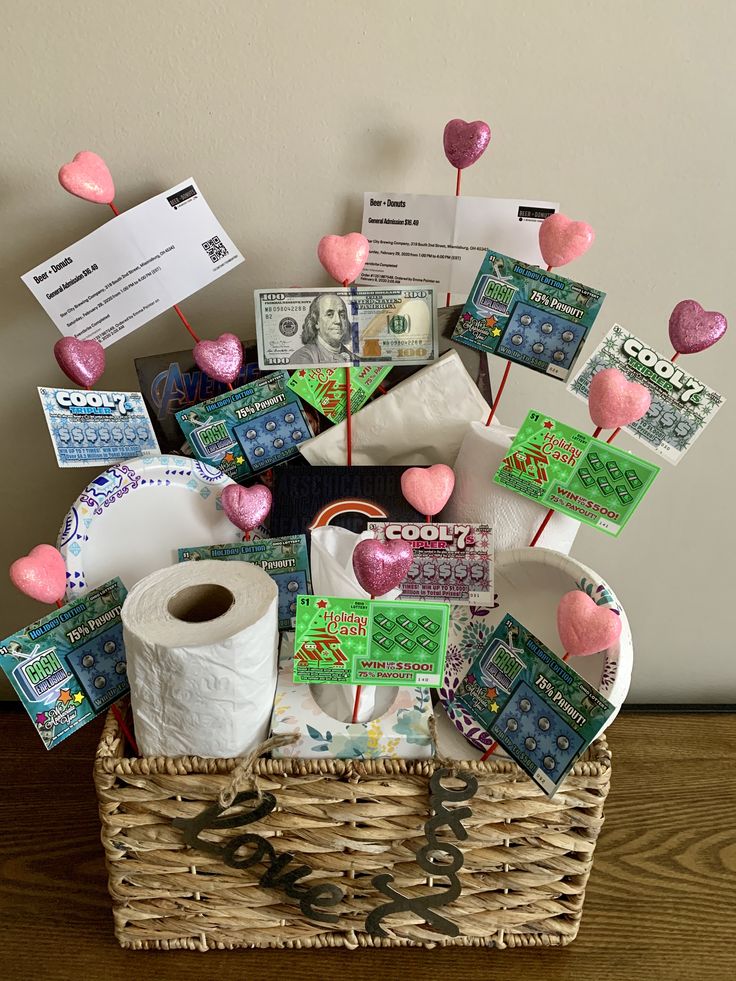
xmin=440 ymin=547 xmax=633 ymax=753
xmin=58 ymin=455 xmax=242 ymax=596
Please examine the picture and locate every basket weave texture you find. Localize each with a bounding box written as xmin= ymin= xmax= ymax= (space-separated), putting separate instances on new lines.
xmin=94 ymin=711 xmax=611 ymax=951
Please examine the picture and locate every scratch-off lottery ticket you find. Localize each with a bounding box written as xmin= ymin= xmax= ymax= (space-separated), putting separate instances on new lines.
xmin=368 ymin=522 xmax=493 ymax=605
xmin=568 ymin=324 xmax=725 ymax=464
xmin=452 ymin=612 xmax=615 ymax=795
xmin=286 ymin=363 xmax=390 ymax=423
xmin=175 ymin=371 xmax=314 ymax=482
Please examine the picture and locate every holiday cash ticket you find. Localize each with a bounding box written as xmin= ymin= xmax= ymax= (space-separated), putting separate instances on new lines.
xmin=495 ymin=410 xmax=659 ymax=537
xmin=293 ymin=595 xmax=450 ymax=687
xmin=368 ymin=521 xmax=494 ymax=605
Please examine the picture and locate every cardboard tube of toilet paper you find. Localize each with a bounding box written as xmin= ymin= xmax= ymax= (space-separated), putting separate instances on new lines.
xmin=122 ymin=560 xmax=279 ymax=757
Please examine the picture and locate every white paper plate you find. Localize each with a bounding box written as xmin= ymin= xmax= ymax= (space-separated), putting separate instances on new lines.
xmin=440 ymin=546 xmax=633 ymax=752
xmin=58 ymin=455 xmax=241 ymax=596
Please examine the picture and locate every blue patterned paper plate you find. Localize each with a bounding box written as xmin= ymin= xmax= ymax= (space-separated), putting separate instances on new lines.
xmin=440 ymin=547 xmax=632 ymax=753
xmin=58 ymin=455 xmax=242 ymax=596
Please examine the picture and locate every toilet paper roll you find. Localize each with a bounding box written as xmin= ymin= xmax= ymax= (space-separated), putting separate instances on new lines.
xmin=441 ymin=421 xmax=580 ymax=554
xmin=122 ymin=560 xmax=279 ymax=758
xmin=298 ymin=351 xmax=490 ymax=467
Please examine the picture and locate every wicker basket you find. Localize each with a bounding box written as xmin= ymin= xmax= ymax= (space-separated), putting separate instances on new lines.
xmin=94 ymin=710 xmax=612 ymax=951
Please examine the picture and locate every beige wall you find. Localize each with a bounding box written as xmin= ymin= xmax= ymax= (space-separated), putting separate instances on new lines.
xmin=0 ymin=1 xmax=733 ymax=701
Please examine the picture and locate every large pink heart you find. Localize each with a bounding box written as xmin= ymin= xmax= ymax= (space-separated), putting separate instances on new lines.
xmin=539 ymin=213 xmax=595 ymax=269
xmin=588 ymin=368 xmax=651 ymax=430
xmin=557 ymin=590 xmax=621 ymax=657
xmin=193 ymin=333 xmax=243 ymax=384
xmin=10 ymin=545 xmax=67 ymax=605
xmin=443 ymin=119 xmax=491 ymax=169
xmin=317 ymin=233 xmax=370 ymax=285
xmin=401 ymin=464 xmax=456 ymax=517
xmin=668 ymin=299 xmax=728 ymax=354
xmin=352 ymin=539 xmax=413 ymax=597
xmin=54 ymin=337 xmax=105 ymax=388
xmin=58 ymin=151 xmax=115 ymax=205
xmin=221 ymin=484 xmax=272 ymax=533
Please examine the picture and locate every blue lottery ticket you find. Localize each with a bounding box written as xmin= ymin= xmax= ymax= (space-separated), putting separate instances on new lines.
xmin=367 ymin=522 xmax=494 ymax=606
xmin=39 ymin=387 xmax=159 ymax=468
xmin=175 ymin=371 xmax=314 ymax=482
xmin=0 ymin=578 xmax=128 ymax=749
xmin=178 ymin=535 xmax=311 ymax=630
xmin=568 ymin=324 xmax=726 ymax=464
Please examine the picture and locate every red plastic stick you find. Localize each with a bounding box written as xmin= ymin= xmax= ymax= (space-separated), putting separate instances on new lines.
xmin=445 ymin=169 xmax=462 ymax=307
xmin=351 ymin=593 xmax=374 ymax=722
xmin=485 ymin=361 xmax=511 ymax=426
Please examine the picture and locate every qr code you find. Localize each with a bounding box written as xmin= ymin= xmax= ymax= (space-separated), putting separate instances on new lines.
xmin=202 ymin=235 xmax=228 ymax=263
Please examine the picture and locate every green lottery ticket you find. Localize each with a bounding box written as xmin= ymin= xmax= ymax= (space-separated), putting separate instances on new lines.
xmin=494 ymin=410 xmax=659 ymax=537
xmin=452 ymin=249 xmax=605 ymax=381
xmin=452 ymin=613 xmax=615 ymax=795
xmin=293 ymin=594 xmax=449 ymax=687
xmin=568 ymin=324 xmax=725 ymax=464
xmin=286 ymin=364 xmax=390 ymax=423
xmin=178 ymin=535 xmax=310 ymax=630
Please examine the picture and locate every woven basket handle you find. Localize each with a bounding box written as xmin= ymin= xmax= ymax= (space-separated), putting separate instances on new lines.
xmin=218 ymin=733 xmax=298 ymax=809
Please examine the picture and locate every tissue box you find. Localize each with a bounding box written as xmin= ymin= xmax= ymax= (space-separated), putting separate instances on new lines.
xmin=269 ymin=642 xmax=433 ymax=759
xmin=94 ymin=710 xmax=611 ymax=951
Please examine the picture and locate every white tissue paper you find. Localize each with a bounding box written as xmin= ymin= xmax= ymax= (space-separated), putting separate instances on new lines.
xmin=122 ymin=560 xmax=279 ymax=757
xmin=298 ymin=350 xmax=491 ymax=467
xmin=309 ymin=526 xmax=401 ymax=722
xmin=441 ymin=421 xmax=580 ymax=554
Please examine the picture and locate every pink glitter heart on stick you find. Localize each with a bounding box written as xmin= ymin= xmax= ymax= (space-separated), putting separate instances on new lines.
xmin=539 ymin=213 xmax=595 ymax=268
xmin=352 ymin=539 xmax=413 ymax=598
xmin=317 ymin=233 xmax=370 ymax=285
xmin=588 ymin=368 xmax=651 ymax=430
xmin=557 ymin=590 xmax=621 ymax=657
xmin=10 ymin=545 xmax=67 ymax=605
xmin=668 ymin=299 xmax=728 ymax=354
xmin=193 ymin=333 xmax=243 ymax=384
xmin=221 ymin=484 xmax=272 ymax=534
xmin=443 ymin=119 xmax=491 ymax=169
xmin=401 ymin=464 xmax=455 ymax=517
xmin=58 ymin=151 xmax=115 ymax=205
xmin=54 ymin=337 xmax=105 ymax=388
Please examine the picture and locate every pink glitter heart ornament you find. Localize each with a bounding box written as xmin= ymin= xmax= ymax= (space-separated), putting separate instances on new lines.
xmin=557 ymin=590 xmax=621 ymax=657
xmin=317 ymin=233 xmax=370 ymax=285
xmin=58 ymin=151 xmax=115 ymax=205
xmin=588 ymin=368 xmax=651 ymax=430
xmin=53 ymin=337 xmax=105 ymax=388
xmin=193 ymin=333 xmax=243 ymax=384
xmin=668 ymin=299 xmax=728 ymax=354
xmin=443 ymin=119 xmax=491 ymax=169
xmin=221 ymin=484 xmax=272 ymax=533
xmin=539 ymin=213 xmax=595 ymax=268
xmin=401 ymin=464 xmax=455 ymax=517
xmin=352 ymin=539 xmax=414 ymax=597
xmin=10 ymin=545 xmax=67 ymax=605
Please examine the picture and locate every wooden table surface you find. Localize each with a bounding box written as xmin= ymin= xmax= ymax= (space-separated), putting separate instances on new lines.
xmin=1 ymin=707 xmax=734 ymax=981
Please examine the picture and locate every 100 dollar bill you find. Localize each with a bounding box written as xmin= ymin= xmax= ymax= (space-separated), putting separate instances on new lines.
xmin=254 ymin=286 xmax=438 ymax=369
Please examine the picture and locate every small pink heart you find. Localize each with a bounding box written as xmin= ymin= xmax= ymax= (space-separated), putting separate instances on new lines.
xmin=557 ymin=590 xmax=622 ymax=657
xmin=401 ymin=464 xmax=456 ymax=517
xmin=53 ymin=337 xmax=105 ymax=388
xmin=443 ymin=118 xmax=491 ymax=170
xmin=588 ymin=368 xmax=652 ymax=430
xmin=317 ymin=233 xmax=370 ymax=285
xmin=539 ymin=213 xmax=595 ymax=269
xmin=193 ymin=333 xmax=243 ymax=384
xmin=10 ymin=545 xmax=67 ymax=605
xmin=352 ymin=539 xmax=414 ymax=597
xmin=58 ymin=151 xmax=115 ymax=205
xmin=668 ymin=299 xmax=727 ymax=355
xmin=221 ymin=484 xmax=272 ymax=533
